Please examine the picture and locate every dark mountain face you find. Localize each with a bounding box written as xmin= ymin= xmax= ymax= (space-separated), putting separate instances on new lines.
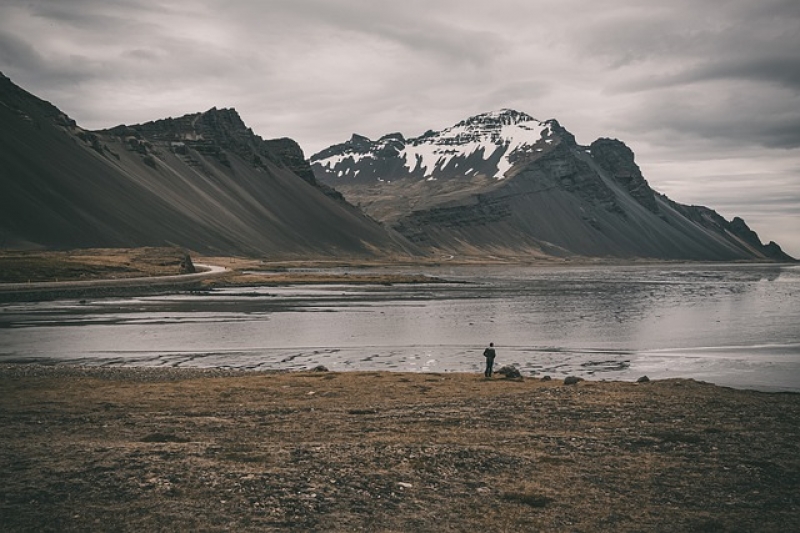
xmin=312 ymin=109 xmax=794 ymax=262
xmin=0 ymin=73 xmax=415 ymax=258
xmin=588 ymin=138 xmax=659 ymax=214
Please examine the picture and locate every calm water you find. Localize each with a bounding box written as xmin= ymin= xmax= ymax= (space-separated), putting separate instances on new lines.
xmin=1 ymin=263 xmax=799 ymax=391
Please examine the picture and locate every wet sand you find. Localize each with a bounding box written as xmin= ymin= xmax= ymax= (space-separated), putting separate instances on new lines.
xmin=1 ymin=365 xmax=798 ymax=532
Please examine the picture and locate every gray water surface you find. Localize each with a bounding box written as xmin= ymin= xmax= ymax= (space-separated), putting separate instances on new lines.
xmin=2 ymin=263 xmax=799 ymax=391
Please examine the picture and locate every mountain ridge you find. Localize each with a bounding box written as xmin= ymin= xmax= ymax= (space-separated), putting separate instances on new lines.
xmin=311 ymin=109 xmax=794 ymax=262
xmin=1 ymin=71 xmax=792 ymax=263
xmin=0 ymin=72 xmax=415 ymax=258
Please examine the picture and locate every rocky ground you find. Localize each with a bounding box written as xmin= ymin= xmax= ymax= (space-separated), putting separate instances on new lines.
xmin=1 ymin=366 xmax=798 ymax=532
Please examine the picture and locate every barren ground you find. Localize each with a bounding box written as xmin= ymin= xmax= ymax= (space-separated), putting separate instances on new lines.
xmin=1 ymin=366 xmax=798 ymax=532
xmin=0 ymin=250 xmax=452 ymax=303
xmin=0 ymin=248 xmax=191 ymax=284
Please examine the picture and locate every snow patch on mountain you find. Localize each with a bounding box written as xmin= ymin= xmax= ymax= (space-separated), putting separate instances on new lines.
xmin=312 ymin=109 xmax=550 ymax=181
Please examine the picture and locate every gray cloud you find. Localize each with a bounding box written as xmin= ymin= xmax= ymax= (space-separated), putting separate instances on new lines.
xmin=563 ymin=0 xmax=800 ymax=149
xmin=665 ymin=56 xmax=800 ymax=93
xmin=616 ymin=80 xmax=800 ymax=150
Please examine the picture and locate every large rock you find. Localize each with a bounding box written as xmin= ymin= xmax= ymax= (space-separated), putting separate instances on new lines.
xmin=496 ymin=366 xmax=523 ymax=379
xmin=179 ymin=254 xmax=195 ymax=274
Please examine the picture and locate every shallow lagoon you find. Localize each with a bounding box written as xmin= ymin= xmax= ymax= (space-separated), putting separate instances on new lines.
xmin=2 ymin=263 xmax=799 ymax=391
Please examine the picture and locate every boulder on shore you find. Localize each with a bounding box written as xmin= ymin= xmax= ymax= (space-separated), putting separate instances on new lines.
xmin=496 ymin=366 xmax=523 ymax=379
xmin=180 ymin=254 xmax=195 ymax=274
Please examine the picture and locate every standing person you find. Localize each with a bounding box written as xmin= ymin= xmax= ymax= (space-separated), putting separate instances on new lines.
xmin=483 ymin=342 xmax=497 ymax=378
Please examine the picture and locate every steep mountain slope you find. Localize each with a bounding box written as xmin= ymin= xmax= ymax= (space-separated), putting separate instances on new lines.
xmin=312 ymin=110 xmax=793 ymax=261
xmin=0 ymin=73 xmax=414 ymax=257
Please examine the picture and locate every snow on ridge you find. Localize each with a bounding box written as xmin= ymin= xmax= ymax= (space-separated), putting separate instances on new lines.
xmin=314 ymin=109 xmax=550 ymax=180
xmin=313 ymin=150 xmax=375 ymax=170
xmin=402 ymin=140 xmax=490 ymax=178
xmin=405 ymin=109 xmax=547 ymax=179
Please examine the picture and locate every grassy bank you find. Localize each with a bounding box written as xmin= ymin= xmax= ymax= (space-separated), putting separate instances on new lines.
xmin=0 ymin=248 xmax=192 ymax=284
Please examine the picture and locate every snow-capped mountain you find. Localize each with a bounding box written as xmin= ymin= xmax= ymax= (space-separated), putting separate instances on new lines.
xmin=311 ymin=109 xmax=560 ymax=184
xmin=311 ymin=110 xmax=794 ymax=262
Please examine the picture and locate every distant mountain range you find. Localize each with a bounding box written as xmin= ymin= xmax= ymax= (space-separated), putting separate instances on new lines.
xmin=0 ymin=72 xmax=793 ymax=262
xmin=0 ymin=72 xmax=414 ymax=258
xmin=311 ymin=109 xmax=794 ymax=261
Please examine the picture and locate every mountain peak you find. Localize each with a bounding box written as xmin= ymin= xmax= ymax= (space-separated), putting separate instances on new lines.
xmin=311 ymin=108 xmax=558 ymax=182
xmin=200 ymin=106 xmax=245 ymax=125
xmin=457 ymin=108 xmax=539 ymax=127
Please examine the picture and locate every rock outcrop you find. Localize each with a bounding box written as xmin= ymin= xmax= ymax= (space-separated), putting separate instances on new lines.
xmin=588 ymin=138 xmax=659 ymax=214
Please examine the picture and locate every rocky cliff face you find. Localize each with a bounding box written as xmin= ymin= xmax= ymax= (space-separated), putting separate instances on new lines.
xmin=657 ymin=196 xmax=794 ymax=261
xmin=588 ymin=138 xmax=659 ymax=214
xmin=0 ymin=73 xmax=415 ymax=257
xmin=312 ymin=109 xmax=793 ymax=262
xmin=102 ymin=108 xmax=320 ymax=183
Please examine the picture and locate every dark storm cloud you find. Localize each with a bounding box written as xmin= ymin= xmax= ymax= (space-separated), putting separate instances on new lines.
xmin=666 ymin=56 xmax=800 ymax=93
xmin=0 ymin=32 xmax=42 ymax=73
xmin=0 ymin=1 xmax=167 ymax=86
xmin=0 ymin=30 xmax=102 ymax=87
xmin=617 ymin=81 xmax=800 ymax=150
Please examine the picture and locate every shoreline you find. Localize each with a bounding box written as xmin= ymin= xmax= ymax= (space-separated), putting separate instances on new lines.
xmin=3 ymin=361 xmax=799 ymax=395
xmin=2 ymin=366 xmax=799 ymax=531
xmin=1 ymin=261 xmax=792 ymax=304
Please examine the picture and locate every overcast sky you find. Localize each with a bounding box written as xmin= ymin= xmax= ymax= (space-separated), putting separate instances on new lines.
xmin=2 ymin=0 xmax=798 ymax=256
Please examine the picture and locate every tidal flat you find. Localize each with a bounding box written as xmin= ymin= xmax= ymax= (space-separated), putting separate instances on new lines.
xmin=3 ymin=262 xmax=799 ymax=391
xmin=1 ymin=365 xmax=798 ymax=532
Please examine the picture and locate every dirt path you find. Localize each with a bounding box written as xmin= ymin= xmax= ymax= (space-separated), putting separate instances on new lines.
xmin=0 ymin=262 xmax=226 ymax=292
xmin=0 ymin=263 xmax=227 ymax=302
xmin=1 ymin=366 xmax=798 ymax=532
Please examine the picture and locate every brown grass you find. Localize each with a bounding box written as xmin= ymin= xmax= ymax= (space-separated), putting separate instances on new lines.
xmin=1 ymin=367 xmax=798 ymax=532
xmin=0 ymin=247 xmax=191 ymax=283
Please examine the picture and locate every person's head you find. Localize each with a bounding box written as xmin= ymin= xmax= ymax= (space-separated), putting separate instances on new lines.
xmin=489 ymin=342 xmax=494 ymax=347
